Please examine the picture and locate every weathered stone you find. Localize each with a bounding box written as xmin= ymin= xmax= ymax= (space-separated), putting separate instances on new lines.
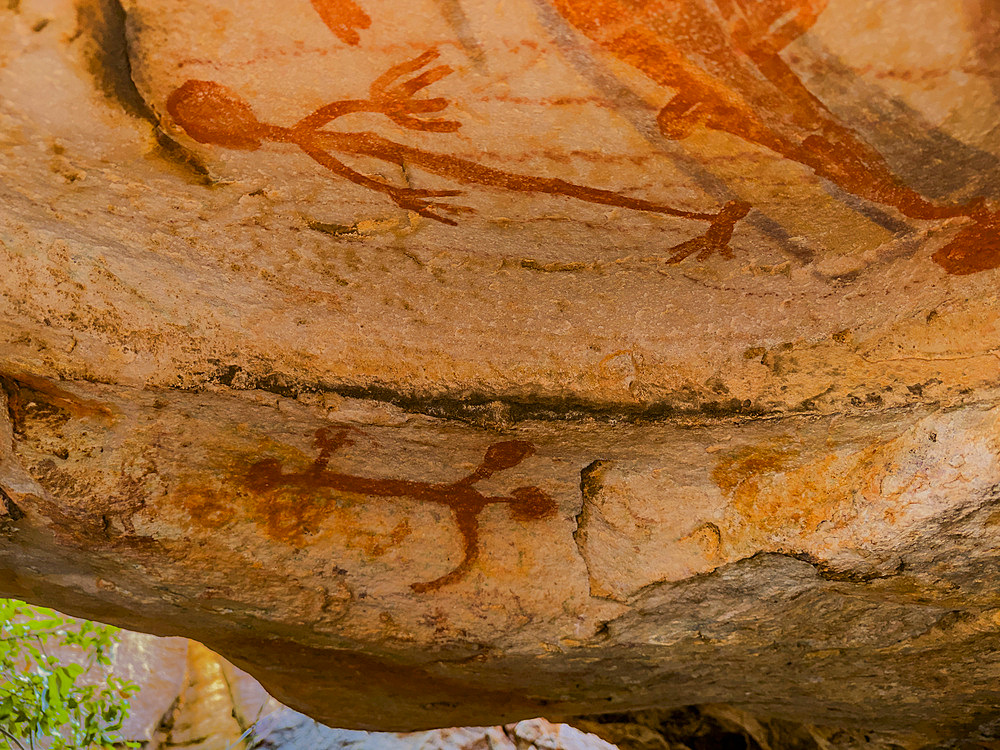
xmin=574 ymin=707 xmax=918 ymax=750
xmin=53 ymin=623 xmax=623 ymax=750
xmin=69 ymin=627 xmax=924 ymax=750
xmin=3 ymin=0 xmax=1000 ymax=744
xmin=3 ymin=374 xmax=1000 ymax=740
xmin=112 ymin=631 xmax=189 ymax=743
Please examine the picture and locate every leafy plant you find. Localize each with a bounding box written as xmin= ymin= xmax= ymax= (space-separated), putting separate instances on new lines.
xmin=0 ymin=599 xmax=139 ymax=749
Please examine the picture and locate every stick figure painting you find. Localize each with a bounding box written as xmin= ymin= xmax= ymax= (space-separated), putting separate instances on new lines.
xmin=243 ymin=427 xmax=557 ymax=592
xmin=146 ymin=0 xmax=1000 ymax=272
xmin=166 ymin=50 xmax=749 ymax=261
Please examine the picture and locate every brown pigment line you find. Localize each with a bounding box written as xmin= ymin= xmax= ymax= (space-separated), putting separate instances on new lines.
xmin=247 ymin=434 xmax=556 ymax=592
xmin=311 ymin=130 xmax=725 ymax=221
xmin=411 ymin=508 xmax=480 ymax=592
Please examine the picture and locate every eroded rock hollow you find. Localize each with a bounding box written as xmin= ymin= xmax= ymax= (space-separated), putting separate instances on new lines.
xmin=3 ymin=0 xmax=1000 ymax=744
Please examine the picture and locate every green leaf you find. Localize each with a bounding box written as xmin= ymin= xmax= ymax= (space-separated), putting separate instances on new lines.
xmin=0 ymin=599 xmax=134 ymax=749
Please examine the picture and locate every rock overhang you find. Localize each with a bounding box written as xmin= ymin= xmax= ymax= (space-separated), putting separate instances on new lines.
xmin=2 ymin=0 xmax=1000 ymax=741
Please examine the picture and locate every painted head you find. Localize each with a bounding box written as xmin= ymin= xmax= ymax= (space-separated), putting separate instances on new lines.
xmin=167 ymin=80 xmax=265 ymax=150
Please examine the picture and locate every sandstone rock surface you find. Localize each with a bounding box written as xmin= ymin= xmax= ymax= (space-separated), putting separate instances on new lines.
xmin=59 ymin=625 xmax=922 ymax=750
xmin=3 ymin=0 xmax=1000 ymax=744
xmin=52 ymin=622 xmax=624 ymax=750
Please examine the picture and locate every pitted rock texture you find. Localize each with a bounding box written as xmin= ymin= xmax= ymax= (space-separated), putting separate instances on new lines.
xmin=3 ymin=0 xmax=1000 ymax=744
xmin=3 ymin=374 xmax=1000 ymax=742
xmin=2 ymin=0 xmax=1000 ymax=418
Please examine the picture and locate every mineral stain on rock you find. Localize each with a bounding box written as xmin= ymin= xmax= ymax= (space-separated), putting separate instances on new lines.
xmin=0 ymin=486 xmax=25 ymax=524
xmin=710 ymin=444 xmax=797 ymax=499
xmin=711 ymin=440 xmax=888 ymax=540
xmin=72 ymin=0 xmax=214 ymax=183
xmin=0 ymin=372 xmax=117 ymax=430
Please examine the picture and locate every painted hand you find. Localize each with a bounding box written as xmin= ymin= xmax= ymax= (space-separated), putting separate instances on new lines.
xmin=386 ymin=185 xmax=473 ymax=225
xmin=369 ymin=50 xmax=462 ymax=133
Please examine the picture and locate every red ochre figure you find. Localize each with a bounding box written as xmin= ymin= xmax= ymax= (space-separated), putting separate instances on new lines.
xmin=246 ymin=427 xmax=557 ymax=593
xmin=166 ymin=50 xmax=750 ymax=262
xmin=549 ymin=0 xmax=1000 ymax=274
xmin=309 ymin=0 xmax=371 ymax=46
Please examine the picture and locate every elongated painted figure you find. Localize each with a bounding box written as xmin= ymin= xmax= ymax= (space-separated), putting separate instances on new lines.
xmin=548 ymin=0 xmax=1000 ymax=272
xmin=167 ymin=50 xmax=750 ymax=261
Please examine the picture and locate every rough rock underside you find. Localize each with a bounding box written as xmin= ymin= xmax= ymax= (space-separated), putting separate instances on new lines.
xmin=69 ymin=626 xmax=950 ymax=749
xmin=3 ymin=0 xmax=1000 ymax=745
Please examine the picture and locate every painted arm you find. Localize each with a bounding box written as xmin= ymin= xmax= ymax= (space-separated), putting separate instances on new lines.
xmin=294 ymin=100 xmax=378 ymax=133
xmin=296 ymin=140 xmax=469 ymax=224
xmin=765 ymin=0 xmax=829 ymax=51
xmin=293 ymin=50 xmax=461 ymax=134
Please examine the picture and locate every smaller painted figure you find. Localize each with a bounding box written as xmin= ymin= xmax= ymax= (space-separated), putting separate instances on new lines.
xmin=247 ymin=427 xmax=557 ymax=593
xmin=167 ymin=50 xmax=750 ymax=262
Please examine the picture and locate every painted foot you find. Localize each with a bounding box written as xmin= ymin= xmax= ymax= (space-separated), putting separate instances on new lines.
xmin=667 ymin=199 xmax=751 ymax=263
xmin=932 ymin=212 xmax=1000 ymax=276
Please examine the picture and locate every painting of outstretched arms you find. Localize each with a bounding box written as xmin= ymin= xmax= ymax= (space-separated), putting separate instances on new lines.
xmin=166 ymin=50 xmax=750 ymax=261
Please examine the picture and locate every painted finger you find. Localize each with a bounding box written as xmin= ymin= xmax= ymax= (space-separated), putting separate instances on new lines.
xmin=371 ymin=49 xmax=441 ymax=94
xmin=389 ymin=113 xmax=461 ymax=132
xmin=666 ymin=236 xmax=705 ymax=264
xmin=416 ymin=207 xmax=459 ymax=226
xmin=400 ymin=97 xmax=451 ymax=114
xmin=400 ymin=65 xmax=453 ymax=96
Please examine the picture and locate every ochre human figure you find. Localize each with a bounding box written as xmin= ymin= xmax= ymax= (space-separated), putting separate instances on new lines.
xmin=549 ymin=0 xmax=1000 ymax=273
xmin=167 ymin=50 xmax=750 ymax=262
xmin=246 ymin=427 xmax=557 ymax=592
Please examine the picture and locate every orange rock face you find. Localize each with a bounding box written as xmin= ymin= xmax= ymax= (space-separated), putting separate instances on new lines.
xmin=2 ymin=0 xmax=1000 ymax=743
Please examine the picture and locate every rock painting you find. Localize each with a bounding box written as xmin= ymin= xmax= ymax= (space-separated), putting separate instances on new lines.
xmin=547 ymin=0 xmax=1000 ymax=274
xmin=267 ymin=0 xmax=1000 ymax=273
xmin=166 ymin=51 xmax=749 ymax=261
xmin=309 ymin=0 xmax=372 ymax=46
xmin=245 ymin=427 xmax=557 ymax=592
